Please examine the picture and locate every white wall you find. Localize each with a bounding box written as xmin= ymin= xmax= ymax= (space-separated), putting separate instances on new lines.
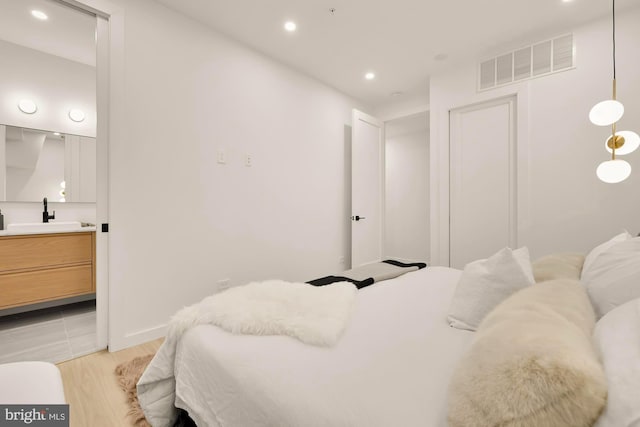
xmin=0 ymin=39 xmax=96 ymax=137
xmin=430 ymin=7 xmax=640 ymax=264
xmin=106 ymin=0 xmax=367 ymax=349
xmin=385 ymin=113 xmax=430 ymax=262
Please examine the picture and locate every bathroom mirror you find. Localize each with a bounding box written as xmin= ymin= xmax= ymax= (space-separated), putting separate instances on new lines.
xmin=0 ymin=124 xmax=96 ymax=203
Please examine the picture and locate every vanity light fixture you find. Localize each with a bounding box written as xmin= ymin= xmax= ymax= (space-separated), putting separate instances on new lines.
xmin=365 ymin=72 xmax=375 ymax=80
xmin=284 ymin=21 xmax=297 ymax=32
xmin=591 ymin=0 xmax=639 ymax=183
xmin=31 ymin=10 xmax=48 ymax=20
xmin=68 ymin=109 xmax=85 ymax=122
xmin=18 ymin=99 xmax=37 ymax=114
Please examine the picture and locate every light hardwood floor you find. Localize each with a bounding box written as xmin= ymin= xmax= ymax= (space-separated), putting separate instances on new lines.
xmin=57 ymin=338 xmax=163 ymax=427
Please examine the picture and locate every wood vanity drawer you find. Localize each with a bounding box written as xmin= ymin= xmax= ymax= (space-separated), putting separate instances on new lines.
xmin=0 ymin=233 xmax=93 ymax=273
xmin=0 ymin=265 xmax=93 ymax=310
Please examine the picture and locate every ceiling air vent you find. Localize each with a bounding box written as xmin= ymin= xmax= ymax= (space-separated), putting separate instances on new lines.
xmin=478 ymin=34 xmax=574 ymax=91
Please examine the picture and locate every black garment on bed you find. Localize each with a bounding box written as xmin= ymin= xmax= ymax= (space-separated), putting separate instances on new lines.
xmin=381 ymin=259 xmax=427 ymax=269
xmin=306 ymin=259 xmax=427 ymax=290
xmin=306 ymin=275 xmax=375 ymax=289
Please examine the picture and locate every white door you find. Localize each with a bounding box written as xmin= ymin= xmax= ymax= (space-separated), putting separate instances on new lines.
xmin=351 ymin=109 xmax=384 ymax=268
xmin=449 ymin=96 xmax=517 ymax=269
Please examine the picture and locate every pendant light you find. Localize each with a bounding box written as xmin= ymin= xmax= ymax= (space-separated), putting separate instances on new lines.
xmin=591 ymin=0 xmax=639 ymax=183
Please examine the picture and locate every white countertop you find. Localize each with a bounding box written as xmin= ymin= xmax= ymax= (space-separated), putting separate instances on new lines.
xmin=0 ymin=226 xmax=96 ymax=237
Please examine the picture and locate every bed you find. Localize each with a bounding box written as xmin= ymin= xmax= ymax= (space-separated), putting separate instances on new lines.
xmin=139 ymin=266 xmax=473 ymax=426
xmin=139 ymin=235 xmax=640 ymax=427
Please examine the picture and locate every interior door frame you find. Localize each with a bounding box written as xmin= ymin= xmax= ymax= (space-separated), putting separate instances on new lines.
xmin=449 ymin=95 xmax=517 ymax=267
xmin=351 ymin=109 xmax=385 ymax=267
xmin=430 ymin=87 xmax=530 ymax=267
xmin=59 ymin=0 xmax=124 ymax=350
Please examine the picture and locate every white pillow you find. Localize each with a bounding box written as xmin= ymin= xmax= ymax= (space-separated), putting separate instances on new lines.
xmin=593 ymin=298 xmax=640 ymax=427
xmin=582 ymin=231 xmax=631 ymax=275
xmin=582 ymin=237 xmax=640 ymax=318
xmin=447 ymin=247 xmax=535 ymax=331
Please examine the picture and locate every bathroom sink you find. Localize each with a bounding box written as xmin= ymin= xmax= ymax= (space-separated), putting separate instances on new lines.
xmin=7 ymin=221 xmax=83 ymax=233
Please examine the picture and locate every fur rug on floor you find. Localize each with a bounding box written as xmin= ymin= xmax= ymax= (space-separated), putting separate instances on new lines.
xmin=115 ymin=355 xmax=196 ymax=427
xmin=115 ymin=354 xmax=154 ymax=427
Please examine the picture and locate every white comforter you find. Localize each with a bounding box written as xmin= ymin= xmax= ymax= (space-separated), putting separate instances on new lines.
xmin=140 ymin=267 xmax=473 ymax=427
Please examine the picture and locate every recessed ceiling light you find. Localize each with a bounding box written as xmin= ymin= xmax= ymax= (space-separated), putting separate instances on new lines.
xmin=284 ymin=21 xmax=297 ymax=32
xmin=53 ymin=132 xmax=61 ymax=136
xmin=365 ymin=72 xmax=375 ymax=80
xmin=391 ymin=92 xmax=404 ymax=97
xmin=68 ymin=109 xmax=85 ymax=122
xmin=562 ymin=0 xmax=573 ymax=2
xmin=18 ymin=99 xmax=37 ymax=114
xmin=31 ymin=10 xmax=48 ymax=20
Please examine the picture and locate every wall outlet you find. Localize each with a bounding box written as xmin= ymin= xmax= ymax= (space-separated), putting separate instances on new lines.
xmin=218 ymin=278 xmax=231 ymax=290
xmin=339 ymin=256 xmax=345 ymax=264
xmin=245 ymin=154 xmax=252 ymax=167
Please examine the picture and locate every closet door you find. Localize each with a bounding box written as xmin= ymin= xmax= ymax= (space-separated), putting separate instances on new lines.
xmin=449 ymin=96 xmax=517 ymax=269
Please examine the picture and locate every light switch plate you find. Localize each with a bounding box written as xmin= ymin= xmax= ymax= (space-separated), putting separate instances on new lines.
xmin=217 ymin=150 xmax=226 ymax=164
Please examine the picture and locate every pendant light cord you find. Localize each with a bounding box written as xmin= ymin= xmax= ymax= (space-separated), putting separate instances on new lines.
xmin=611 ymin=0 xmax=617 ymax=160
xmin=613 ymin=0 xmax=616 ymax=79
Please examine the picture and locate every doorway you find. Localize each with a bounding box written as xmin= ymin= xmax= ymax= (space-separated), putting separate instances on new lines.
xmin=0 ymin=0 xmax=105 ymax=363
xmin=384 ymin=112 xmax=430 ymax=263
xmin=350 ymin=109 xmax=430 ymax=268
xmin=351 ymin=109 xmax=384 ymax=268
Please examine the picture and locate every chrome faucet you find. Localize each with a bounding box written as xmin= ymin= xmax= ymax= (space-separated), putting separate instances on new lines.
xmin=42 ymin=197 xmax=55 ymax=223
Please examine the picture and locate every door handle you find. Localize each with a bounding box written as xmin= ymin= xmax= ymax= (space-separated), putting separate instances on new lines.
xmin=351 ymin=215 xmax=366 ymax=221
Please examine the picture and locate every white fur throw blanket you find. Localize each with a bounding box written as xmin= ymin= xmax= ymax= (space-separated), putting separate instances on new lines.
xmin=138 ymin=280 xmax=357 ymax=427
xmin=170 ymin=279 xmax=357 ymax=346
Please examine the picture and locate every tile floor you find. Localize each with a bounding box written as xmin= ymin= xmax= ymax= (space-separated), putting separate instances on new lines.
xmin=0 ymin=300 xmax=101 ymax=364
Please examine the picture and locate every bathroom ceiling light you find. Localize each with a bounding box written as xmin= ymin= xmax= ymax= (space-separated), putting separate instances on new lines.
xmin=31 ymin=10 xmax=48 ymax=20
xmin=365 ymin=72 xmax=375 ymax=80
xmin=284 ymin=21 xmax=297 ymax=32
xmin=68 ymin=109 xmax=85 ymax=122
xmin=18 ymin=99 xmax=37 ymax=114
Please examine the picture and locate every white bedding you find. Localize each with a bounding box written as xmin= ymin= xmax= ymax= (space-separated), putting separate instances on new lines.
xmin=142 ymin=267 xmax=472 ymax=427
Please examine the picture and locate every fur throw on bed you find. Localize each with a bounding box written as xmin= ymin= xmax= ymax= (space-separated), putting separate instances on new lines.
xmin=169 ymin=280 xmax=357 ymax=347
xmin=531 ymin=252 xmax=585 ymax=282
xmin=448 ymin=279 xmax=607 ymax=427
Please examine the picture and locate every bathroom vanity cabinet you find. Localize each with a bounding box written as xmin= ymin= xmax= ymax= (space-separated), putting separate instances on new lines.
xmin=0 ymin=231 xmax=95 ymax=311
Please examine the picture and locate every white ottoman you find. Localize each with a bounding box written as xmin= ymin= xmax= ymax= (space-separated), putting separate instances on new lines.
xmin=0 ymin=361 xmax=66 ymax=403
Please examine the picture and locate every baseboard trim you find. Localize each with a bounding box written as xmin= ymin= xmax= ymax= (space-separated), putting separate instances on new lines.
xmin=109 ymin=324 xmax=167 ymax=352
